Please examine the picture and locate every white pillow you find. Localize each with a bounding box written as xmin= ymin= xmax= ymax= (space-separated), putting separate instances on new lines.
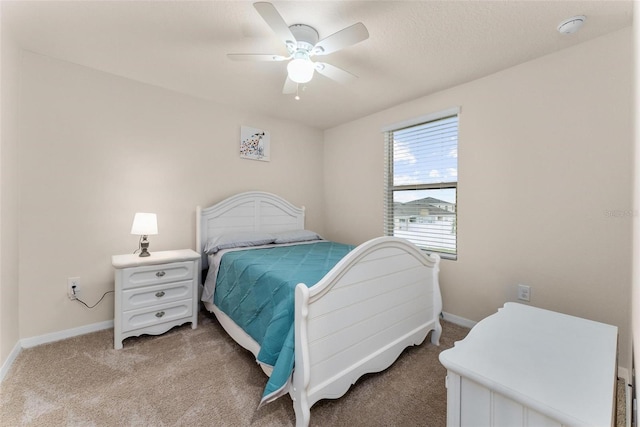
xmin=273 ymin=229 xmax=322 ymax=244
xmin=204 ymin=231 xmax=275 ymax=254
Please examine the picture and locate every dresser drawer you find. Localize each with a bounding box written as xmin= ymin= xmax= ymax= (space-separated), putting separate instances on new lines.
xmin=121 ymin=261 xmax=194 ymax=289
xmin=121 ymin=299 xmax=193 ymax=333
xmin=121 ymin=280 xmax=193 ymax=311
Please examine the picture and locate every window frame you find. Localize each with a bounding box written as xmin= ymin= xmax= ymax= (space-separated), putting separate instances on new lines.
xmin=382 ymin=108 xmax=460 ymax=260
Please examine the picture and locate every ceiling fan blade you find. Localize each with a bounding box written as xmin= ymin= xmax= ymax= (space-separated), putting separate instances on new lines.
xmin=313 ymin=22 xmax=369 ymax=56
xmin=283 ymin=77 xmax=297 ymax=94
xmin=227 ymin=53 xmax=289 ymax=62
xmin=253 ymin=2 xmax=297 ymax=49
xmin=315 ymin=62 xmax=358 ymax=84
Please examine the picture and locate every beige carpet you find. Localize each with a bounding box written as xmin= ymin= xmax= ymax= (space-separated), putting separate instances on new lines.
xmin=0 ymin=311 xmax=626 ymax=426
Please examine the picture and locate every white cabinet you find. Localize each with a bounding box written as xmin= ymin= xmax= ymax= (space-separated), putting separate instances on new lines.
xmin=112 ymin=249 xmax=200 ymax=349
xmin=439 ymin=303 xmax=618 ymax=427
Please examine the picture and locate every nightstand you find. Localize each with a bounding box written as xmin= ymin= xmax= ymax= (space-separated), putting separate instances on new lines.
xmin=112 ymin=249 xmax=201 ymax=349
xmin=439 ymin=303 xmax=617 ymax=426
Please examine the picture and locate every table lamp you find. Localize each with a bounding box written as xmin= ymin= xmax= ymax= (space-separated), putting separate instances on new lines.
xmin=131 ymin=212 xmax=158 ymax=257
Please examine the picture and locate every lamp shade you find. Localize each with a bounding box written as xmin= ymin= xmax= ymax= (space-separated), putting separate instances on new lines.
xmin=287 ymin=58 xmax=315 ymax=84
xmin=131 ymin=213 xmax=158 ymax=236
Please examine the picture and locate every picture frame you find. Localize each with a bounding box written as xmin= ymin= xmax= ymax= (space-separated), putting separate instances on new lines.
xmin=240 ymin=125 xmax=270 ymax=162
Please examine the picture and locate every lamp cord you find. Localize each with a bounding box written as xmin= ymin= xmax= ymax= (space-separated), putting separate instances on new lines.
xmin=74 ymin=290 xmax=114 ymax=309
xmin=133 ymin=235 xmax=143 ymax=254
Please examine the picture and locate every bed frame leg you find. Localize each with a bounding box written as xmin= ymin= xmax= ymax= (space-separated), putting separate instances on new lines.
xmin=292 ymin=393 xmax=310 ymax=427
xmin=431 ymin=322 xmax=442 ymax=346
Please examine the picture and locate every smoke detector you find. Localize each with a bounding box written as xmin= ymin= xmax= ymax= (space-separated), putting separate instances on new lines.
xmin=557 ymin=15 xmax=586 ymax=35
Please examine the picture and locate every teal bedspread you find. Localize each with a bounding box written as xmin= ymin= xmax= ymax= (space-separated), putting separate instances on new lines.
xmin=214 ymin=241 xmax=354 ymax=405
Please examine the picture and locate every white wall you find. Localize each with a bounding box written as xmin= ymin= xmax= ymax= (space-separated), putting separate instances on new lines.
xmin=17 ymin=51 xmax=325 ymax=339
xmin=0 ymin=15 xmax=21 ymax=368
xmin=324 ymin=28 xmax=634 ymax=369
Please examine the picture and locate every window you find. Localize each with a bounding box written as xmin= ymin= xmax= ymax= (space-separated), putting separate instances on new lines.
xmin=383 ymin=108 xmax=459 ymax=259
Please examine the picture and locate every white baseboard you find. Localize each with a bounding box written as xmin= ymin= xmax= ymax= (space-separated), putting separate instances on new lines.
xmin=442 ymin=311 xmax=477 ymax=329
xmin=0 ymin=341 xmax=22 ymax=383
xmin=21 ymin=319 xmax=114 ymax=349
xmin=1 ymin=319 xmax=114 ymax=384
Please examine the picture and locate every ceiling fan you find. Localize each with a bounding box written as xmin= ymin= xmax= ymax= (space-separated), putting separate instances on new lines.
xmin=228 ymin=2 xmax=369 ymax=98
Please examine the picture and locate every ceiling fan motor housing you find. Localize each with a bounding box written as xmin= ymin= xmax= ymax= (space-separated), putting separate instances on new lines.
xmin=289 ymin=24 xmax=319 ymax=54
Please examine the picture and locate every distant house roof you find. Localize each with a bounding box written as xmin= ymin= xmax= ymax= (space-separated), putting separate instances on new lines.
xmin=404 ymin=197 xmax=455 ymax=207
xmin=393 ymin=197 xmax=455 ymax=217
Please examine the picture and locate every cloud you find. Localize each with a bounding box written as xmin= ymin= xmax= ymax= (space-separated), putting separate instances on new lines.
xmin=393 ymin=140 xmax=416 ymax=164
xmin=394 ymin=175 xmax=414 ymax=185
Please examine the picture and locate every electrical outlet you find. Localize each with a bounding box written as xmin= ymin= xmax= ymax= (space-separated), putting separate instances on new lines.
xmin=67 ymin=277 xmax=80 ymax=300
xmin=517 ymin=284 xmax=531 ymax=302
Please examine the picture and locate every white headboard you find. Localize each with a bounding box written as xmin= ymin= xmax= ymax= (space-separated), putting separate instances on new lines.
xmin=196 ymin=191 xmax=305 ymax=266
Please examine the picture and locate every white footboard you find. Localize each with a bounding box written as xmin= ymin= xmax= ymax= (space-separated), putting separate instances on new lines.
xmin=291 ymin=236 xmax=442 ymax=426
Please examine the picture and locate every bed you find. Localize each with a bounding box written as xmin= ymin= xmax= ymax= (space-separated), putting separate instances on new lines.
xmin=197 ymin=191 xmax=442 ymax=427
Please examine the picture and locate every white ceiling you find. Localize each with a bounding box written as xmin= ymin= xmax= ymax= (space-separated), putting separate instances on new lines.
xmin=2 ymin=1 xmax=633 ymax=130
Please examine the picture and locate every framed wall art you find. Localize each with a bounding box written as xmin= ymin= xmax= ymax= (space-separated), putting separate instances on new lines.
xmin=240 ymin=125 xmax=270 ymax=162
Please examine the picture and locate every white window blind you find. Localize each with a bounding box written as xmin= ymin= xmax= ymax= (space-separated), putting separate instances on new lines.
xmin=384 ymin=112 xmax=459 ymax=259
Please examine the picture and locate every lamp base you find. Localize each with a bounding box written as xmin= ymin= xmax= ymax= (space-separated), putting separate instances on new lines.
xmin=138 ymin=236 xmax=151 ymax=257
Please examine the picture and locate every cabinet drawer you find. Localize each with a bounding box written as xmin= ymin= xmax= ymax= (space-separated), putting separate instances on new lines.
xmin=121 ymin=299 xmax=193 ymax=333
xmin=121 ymin=280 xmax=193 ymax=311
xmin=122 ymin=261 xmax=193 ymax=289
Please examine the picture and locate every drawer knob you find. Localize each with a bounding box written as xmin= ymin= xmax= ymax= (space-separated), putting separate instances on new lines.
xmin=155 ymin=271 xmax=166 ymax=278
xmin=155 ymin=291 xmax=165 ymax=298
xmin=155 ymin=311 xmax=165 ymax=318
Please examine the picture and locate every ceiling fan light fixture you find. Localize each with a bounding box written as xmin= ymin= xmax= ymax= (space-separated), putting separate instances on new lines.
xmin=287 ymin=57 xmax=315 ymax=83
